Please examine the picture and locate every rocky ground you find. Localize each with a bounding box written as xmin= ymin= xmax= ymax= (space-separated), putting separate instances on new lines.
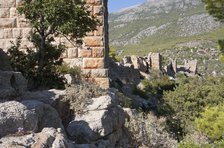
xmin=0 ymin=49 xmax=178 ymax=147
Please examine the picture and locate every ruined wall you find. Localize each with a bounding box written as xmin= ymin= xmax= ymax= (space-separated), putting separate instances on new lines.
xmin=0 ymin=0 xmax=109 ymax=88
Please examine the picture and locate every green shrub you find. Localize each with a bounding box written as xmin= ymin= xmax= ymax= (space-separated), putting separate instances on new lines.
xmin=196 ymin=104 xmax=224 ymax=141
xmin=163 ymin=76 xmax=224 ymax=140
xmin=178 ymin=142 xmax=200 ymax=148
xmin=109 ymin=46 xmax=121 ymax=62
xmin=8 ymin=37 xmax=65 ymax=90
xmin=141 ymin=75 xmax=175 ymax=95
xmin=56 ymin=63 xmax=81 ymax=83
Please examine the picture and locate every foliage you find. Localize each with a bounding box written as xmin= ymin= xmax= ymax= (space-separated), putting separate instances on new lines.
xmin=203 ymin=0 xmax=224 ymax=63
xmin=124 ymin=111 xmax=177 ymax=148
xmin=202 ymin=0 xmax=224 ymax=22
xmin=109 ymin=46 xmax=121 ymax=62
xmin=56 ymin=63 xmax=81 ymax=83
xmin=8 ymin=37 xmax=65 ymax=89
xmin=218 ymin=39 xmax=224 ymax=62
xmin=141 ymin=75 xmax=175 ymax=95
xmin=13 ymin=0 xmax=97 ymax=89
xmin=65 ymin=82 xmax=108 ymax=115
xmin=196 ymin=104 xmax=224 ymax=141
xmin=163 ymin=76 xmax=224 ymax=140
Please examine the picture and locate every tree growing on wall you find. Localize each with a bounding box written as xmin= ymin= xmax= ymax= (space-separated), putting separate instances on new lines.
xmin=9 ymin=0 xmax=98 ymax=89
xmin=202 ymin=0 xmax=224 ymax=61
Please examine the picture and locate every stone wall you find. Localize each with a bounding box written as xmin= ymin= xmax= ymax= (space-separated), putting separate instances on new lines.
xmin=0 ymin=0 xmax=109 ymax=88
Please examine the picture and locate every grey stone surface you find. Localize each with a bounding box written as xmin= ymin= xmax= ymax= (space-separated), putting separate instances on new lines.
xmin=0 ymin=100 xmax=63 ymax=138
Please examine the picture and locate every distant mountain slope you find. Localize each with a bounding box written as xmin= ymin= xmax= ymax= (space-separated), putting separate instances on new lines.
xmin=109 ymin=0 xmax=224 ymax=55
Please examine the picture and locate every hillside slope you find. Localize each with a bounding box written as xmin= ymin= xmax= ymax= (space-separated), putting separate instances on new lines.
xmin=109 ymin=0 xmax=224 ymax=55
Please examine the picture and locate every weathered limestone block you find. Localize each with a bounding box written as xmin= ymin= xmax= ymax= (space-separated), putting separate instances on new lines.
xmin=3 ymin=28 xmax=13 ymax=38
xmin=81 ymin=69 xmax=91 ymax=77
xmin=67 ymin=48 xmax=78 ymax=58
xmin=95 ymin=26 xmax=103 ymax=36
xmin=22 ymin=28 xmax=31 ymax=38
xmin=84 ymin=36 xmax=103 ymax=47
xmin=83 ymin=58 xmax=104 ymax=69
xmin=64 ymin=58 xmax=83 ymax=67
xmin=0 ymin=29 xmax=3 ymax=39
xmin=78 ymin=48 xmax=92 ymax=58
xmin=94 ymin=6 xmax=103 ymax=15
xmin=9 ymin=7 xmax=17 ymax=18
xmin=171 ymin=58 xmax=177 ymax=73
xmin=0 ymin=18 xmax=17 ymax=28
xmin=0 ymin=8 xmax=10 ymax=18
xmin=92 ymin=47 xmax=104 ymax=57
xmin=184 ymin=59 xmax=198 ymax=74
xmin=0 ymin=39 xmax=16 ymax=49
xmin=149 ymin=52 xmax=162 ymax=70
xmin=91 ymin=69 xmax=108 ymax=78
xmin=0 ymin=0 xmax=16 ymax=8
xmin=12 ymin=28 xmax=22 ymax=38
xmin=94 ymin=78 xmax=110 ymax=88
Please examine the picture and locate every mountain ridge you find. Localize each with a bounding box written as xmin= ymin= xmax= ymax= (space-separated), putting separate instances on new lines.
xmin=109 ymin=0 xmax=224 ymax=56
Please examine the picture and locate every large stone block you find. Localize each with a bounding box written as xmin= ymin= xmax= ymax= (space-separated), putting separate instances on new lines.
xmin=94 ymin=6 xmax=103 ymax=15
xmin=78 ymin=48 xmax=92 ymax=58
xmin=83 ymin=58 xmax=104 ymax=69
xmin=84 ymin=36 xmax=103 ymax=47
xmin=0 ymin=39 xmax=16 ymax=49
xmin=9 ymin=7 xmax=17 ymax=17
xmin=64 ymin=58 xmax=83 ymax=67
xmin=0 ymin=0 xmax=16 ymax=8
xmin=67 ymin=48 xmax=78 ymax=58
xmin=94 ymin=26 xmax=103 ymax=36
xmin=0 ymin=29 xmax=4 ymax=39
xmin=0 ymin=18 xmax=17 ymax=28
xmin=12 ymin=28 xmax=22 ymax=38
xmin=94 ymin=78 xmax=109 ymax=88
xmin=0 ymin=8 xmax=10 ymax=18
xmin=3 ymin=28 xmax=13 ymax=38
xmin=92 ymin=47 xmax=104 ymax=58
xmin=91 ymin=69 xmax=108 ymax=78
xmin=22 ymin=28 xmax=31 ymax=38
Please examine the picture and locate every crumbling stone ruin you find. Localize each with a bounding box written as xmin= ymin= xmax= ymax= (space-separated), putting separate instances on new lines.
xmin=120 ymin=52 xmax=198 ymax=80
xmin=0 ymin=0 xmax=109 ymax=88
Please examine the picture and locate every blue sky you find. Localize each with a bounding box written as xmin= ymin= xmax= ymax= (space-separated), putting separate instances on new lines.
xmin=108 ymin=0 xmax=144 ymax=13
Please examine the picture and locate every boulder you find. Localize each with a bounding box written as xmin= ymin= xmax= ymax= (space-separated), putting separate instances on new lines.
xmin=0 ymin=48 xmax=12 ymax=71
xmin=67 ymin=95 xmax=126 ymax=145
xmin=21 ymin=89 xmax=66 ymax=106
xmin=0 ymin=128 xmax=72 ymax=148
xmin=0 ymin=100 xmax=63 ymax=138
xmin=0 ymin=70 xmax=27 ymax=99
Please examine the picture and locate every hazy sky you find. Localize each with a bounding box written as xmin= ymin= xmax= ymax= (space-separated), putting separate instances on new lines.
xmin=108 ymin=0 xmax=144 ymax=12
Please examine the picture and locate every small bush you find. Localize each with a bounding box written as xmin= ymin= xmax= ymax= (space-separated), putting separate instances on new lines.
xmin=64 ymin=82 xmax=108 ymax=115
xmin=56 ymin=63 xmax=81 ymax=83
xmin=141 ymin=75 xmax=175 ymax=95
xmin=125 ymin=111 xmax=177 ymax=148
xmin=7 ymin=37 xmax=65 ymax=90
xmin=196 ymin=104 xmax=224 ymax=141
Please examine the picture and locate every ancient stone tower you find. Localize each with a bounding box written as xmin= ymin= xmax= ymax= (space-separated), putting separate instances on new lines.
xmin=0 ymin=0 xmax=109 ymax=88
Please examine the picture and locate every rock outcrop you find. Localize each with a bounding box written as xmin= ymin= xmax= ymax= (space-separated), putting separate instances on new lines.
xmin=0 ymin=100 xmax=63 ymax=138
xmin=0 ymin=128 xmax=71 ymax=148
xmin=67 ymin=95 xmax=127 ymax=147
xmin=0 ymin=70 xmax=27 ymax=99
